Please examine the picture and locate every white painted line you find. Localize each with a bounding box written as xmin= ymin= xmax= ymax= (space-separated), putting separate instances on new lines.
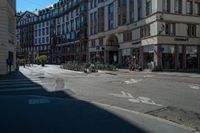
xmin=124 ymin=79 xmax=142 ymax=84
xmin=188 ymin=85 xmax=200 ymax=90
xmin=109 ymin=91 xmax=163 ymax=107
xmin=144 ymin=75 xmax=154 ymax=78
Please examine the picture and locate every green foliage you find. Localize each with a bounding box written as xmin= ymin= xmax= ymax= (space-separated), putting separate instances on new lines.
xmin=39 ymin=55 xmax=47 ymax=66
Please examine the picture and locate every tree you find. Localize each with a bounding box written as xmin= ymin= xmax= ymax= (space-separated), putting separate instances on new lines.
xmin=39 ymin=55 xmax=47 ymax=67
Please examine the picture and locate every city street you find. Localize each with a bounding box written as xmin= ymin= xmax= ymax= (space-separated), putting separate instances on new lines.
xmin=0 ymin=65 xmax=200 ymax=133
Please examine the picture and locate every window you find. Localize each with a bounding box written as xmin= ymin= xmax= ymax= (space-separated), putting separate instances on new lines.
xmin=90 ymin=13 xmax=94 ymax=35
xmin=186 ymin=0 xmax=193 ymax=15
xmin=163 ymin=0 xmax=170 ymax=12
xmin=99 ymin=38 xmax=103 ymax=46
xmin=91 ymin=39 xmax=95 ymax=48
xmin=46 ymin=28 xmax=49 ymax=34
xmin=138 ymin=0 xmax=142 ymax=20
xmin=71 ymin=20 xmax=74 ymax=31
xmin=195 ymin=2 xmax=200 ymax=15
xmin=98 ymin=7 xmax=104 ymax=32
xmin=42 ymin=28 xmax=45 ymax=35
xmin=123 ymin=31 xmax=132 ymax=42
xmin=39 ymin=29 xmax=41 ymax=36
xmin=165 ymin=23 xmax=176 ymax=36
xmin=94 ymin=12 xmax=98 ymax=34
xmin=35 ymin=30 xmax=37 ymax=37
xmin=140 ymin=25 xmax=150 ymax=38
xmin=146 ymin=0 xmax=152 ymax=16
xmin=187 ymin=24 xmax=196 ymax=37
xmin=129 ymin=0 xmax=134 ymax=23
xmin=42 ymin=37 xmax=45 ymax=43
xmin=46 ymin=21 xmax=49 ymax=26
xmin=175 ymin=0 xmax=182 ymax=13
xmin=46 ymin=37 xmax=49 ymax=43
xmin=108 ymin=3 xmax=114 ymax=30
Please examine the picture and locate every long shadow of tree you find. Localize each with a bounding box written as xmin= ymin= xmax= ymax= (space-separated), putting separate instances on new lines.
xmin=0 ymin=71 xmax=148 ymax=133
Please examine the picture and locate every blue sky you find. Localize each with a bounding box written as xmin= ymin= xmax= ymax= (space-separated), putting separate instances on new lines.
xmin=17 ymin=0 xmax=58 ymax=12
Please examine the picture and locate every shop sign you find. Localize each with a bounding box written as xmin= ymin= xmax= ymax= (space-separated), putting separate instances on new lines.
xmin=132 ymin=41 xmax=141 ymax=45
xmin=174 ymin=37 xmax=189 ymax=41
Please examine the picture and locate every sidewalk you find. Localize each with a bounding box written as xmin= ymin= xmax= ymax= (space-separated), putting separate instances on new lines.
xmin=116 ymin=69 xmax=200 ymax=78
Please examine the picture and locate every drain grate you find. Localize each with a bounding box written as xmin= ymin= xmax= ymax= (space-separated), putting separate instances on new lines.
xmin=146 ymin=106 xmax=200 ymax=131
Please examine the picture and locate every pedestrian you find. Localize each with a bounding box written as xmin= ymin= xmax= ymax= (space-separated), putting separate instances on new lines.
xmin=131 ymin=58 xmax=135 ymax=71
xmin=16 ymin=60 xmax=19 ymax=71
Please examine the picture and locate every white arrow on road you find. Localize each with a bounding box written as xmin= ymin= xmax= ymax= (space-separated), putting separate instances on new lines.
xmin=109 ymin=91 xmax=133 ymax=98
xmin=129 ymin=97 xmax=163 ymax=107
xmin=109 ymin=91 xmax=163 ymax=107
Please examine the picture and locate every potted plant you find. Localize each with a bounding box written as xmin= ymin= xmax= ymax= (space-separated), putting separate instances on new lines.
xmin=39 ymin=55 xmax=47 ymax=67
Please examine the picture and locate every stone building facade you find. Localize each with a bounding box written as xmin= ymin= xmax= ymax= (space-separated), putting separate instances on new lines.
xmin=0 ymin=0 xmax=16 ymax=74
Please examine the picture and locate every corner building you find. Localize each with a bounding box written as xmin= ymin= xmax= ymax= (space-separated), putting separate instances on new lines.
xmin=88 ymin=0 xmax=200 ymax=71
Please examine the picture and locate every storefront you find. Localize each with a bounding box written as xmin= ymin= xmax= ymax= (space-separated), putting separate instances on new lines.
xmin=161 ymin=45 xmax=175 ymax=70
xmin=143 ymin=45 xmax=154 ymax=69
xmin=186 ymin=46 xmax=198 ymax=69
xmin=121 ymin=49 xmax=131 ymax=67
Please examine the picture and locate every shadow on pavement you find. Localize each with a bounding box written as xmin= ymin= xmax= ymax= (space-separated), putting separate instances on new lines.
xmin=0 ymin=71 xmax=148 ymax=133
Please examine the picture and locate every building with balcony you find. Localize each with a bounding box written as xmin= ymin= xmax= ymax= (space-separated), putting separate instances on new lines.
xmin=50 ymin=0 xmax=88 ymax=64
xmin=17 ymin=0 xmax=88 ymax=64
xmin=0 ymin=0 xmax=16 ymax=74
xmin=88 ymin=0 xmax=200 ymax=71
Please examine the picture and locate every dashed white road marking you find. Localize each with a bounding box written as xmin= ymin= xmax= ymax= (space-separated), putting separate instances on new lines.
xmin=124 ymin=79 xmax=142 ymax=84
xmin=109 ymin=91 xmax=163 ymax=107
xmin=188 ymin=85 xmax=200 ymax=90
xmin=144 ymin=75 xmax=154 ymax=78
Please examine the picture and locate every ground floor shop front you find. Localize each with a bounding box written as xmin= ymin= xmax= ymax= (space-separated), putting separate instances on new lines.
xmin=89 ymin=44 xmax=200 ymax=71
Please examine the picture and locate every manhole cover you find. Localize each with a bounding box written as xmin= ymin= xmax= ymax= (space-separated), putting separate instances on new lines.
xmin=146 ymin=107 xmax=200 ymax=130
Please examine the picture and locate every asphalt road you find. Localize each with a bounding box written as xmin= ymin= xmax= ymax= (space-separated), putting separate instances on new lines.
xmin=0 ymin=65 xmax=200 ymax=133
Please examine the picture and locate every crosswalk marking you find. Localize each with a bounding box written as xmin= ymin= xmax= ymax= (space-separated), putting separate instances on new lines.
xmin=0 ymin=87 xmax=42 ymax=92
xmin=0 ymin=78 xmax=43 ymax=92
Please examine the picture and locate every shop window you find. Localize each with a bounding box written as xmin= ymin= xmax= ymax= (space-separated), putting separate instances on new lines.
xmin=143 ymin=46 xmax=154 ymax=69
xmin=186 ymin=46 xmax=198 ymax=69
xmin=161 ymin=45 xmax=175 ymax=69
xmin=178 ymin=46 xmax=183 ymax=69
